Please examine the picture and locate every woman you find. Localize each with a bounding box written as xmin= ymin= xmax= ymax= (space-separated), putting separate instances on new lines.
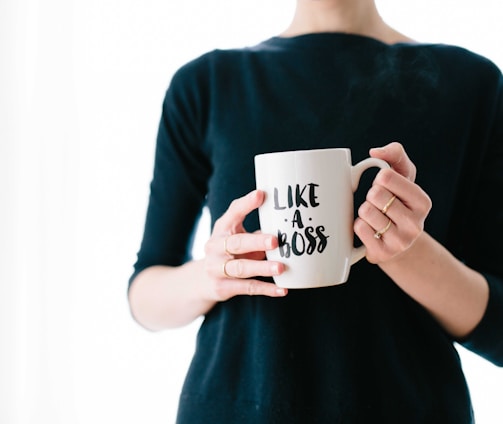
xmin=128 ymin=0 xmax=503 ymax=422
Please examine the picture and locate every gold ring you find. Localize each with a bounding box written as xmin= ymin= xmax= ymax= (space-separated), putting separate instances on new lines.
xmin=222 ymin=259 xmax=232 ymax=278
xmin=374 ymin=219 xmax=392 ymax=239
xmin=224 ymin=236 xmax=232 ymax=256
xmin=381 ymin=195 xmax=397 ymax=215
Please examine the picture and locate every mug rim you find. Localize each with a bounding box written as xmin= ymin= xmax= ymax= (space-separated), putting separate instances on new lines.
xmin=254 ymin=147 xmax=351 ymax=159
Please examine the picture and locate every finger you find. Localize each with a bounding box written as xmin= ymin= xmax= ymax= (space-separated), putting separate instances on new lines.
xmin=366 ymin=185 xmax=398 ymax=215
xmin=355 ymin=208 xmax=424 ymax=264
xmin=354 ymin=218 xmax=394 ymax=263
xmin=357 ymin=200 xmax=395 ymax=237
xmin=355 ymin=214 xmax=418 ymax=257
xmin=369 ymin=142 xmax=416 ymax=181
xmin=222 ymin=258 xmax=284 ymax=280
xmin=204 ymin=233 xmax=274 ymax=261
xmin=365 ymin=184 xmax=409 ymax=217
xmin=372 ymin=169 xmax=431 ymax=213
xmin=225 ymin=233 xmax=277 ymax=256
xmin=362 ymin=181 xmax=428 ymax=241
xmin=215 ymin=279 xmax=288 ymax=299
xmin=213 ymin=190 xmax=265 ymax=234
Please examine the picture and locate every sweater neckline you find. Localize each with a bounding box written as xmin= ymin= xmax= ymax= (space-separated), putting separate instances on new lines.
xmin=263 ymin=32 xmax=420 ymax=50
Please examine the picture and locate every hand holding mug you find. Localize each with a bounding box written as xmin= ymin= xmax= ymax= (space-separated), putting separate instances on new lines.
xmin=355 ymin=142 xmax=432 ymax=264
xmin=203 ymin=190 xmax=287 ymax=300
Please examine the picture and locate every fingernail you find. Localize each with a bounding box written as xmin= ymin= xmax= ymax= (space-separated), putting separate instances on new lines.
xmin=276 ymin=288 xmax=287 ymax=296
xmin=274 ymin=262 xmax=285 ymax=275
xmin=266 ymin=236 xmax=275 ymax=250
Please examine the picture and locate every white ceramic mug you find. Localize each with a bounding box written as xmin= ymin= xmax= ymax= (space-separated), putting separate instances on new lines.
xmin=254 ymin=148 xmax=389 ymax=289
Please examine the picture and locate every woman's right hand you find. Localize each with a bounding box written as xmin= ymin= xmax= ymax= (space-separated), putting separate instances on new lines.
xmin=203 ymin=190 xmax=288 ymax=301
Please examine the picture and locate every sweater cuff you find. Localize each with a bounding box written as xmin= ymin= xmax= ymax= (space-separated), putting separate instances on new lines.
xmin=458 ymin=273 xmax=503 ymax=367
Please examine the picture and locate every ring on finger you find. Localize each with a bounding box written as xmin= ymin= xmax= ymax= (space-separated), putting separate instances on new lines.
xmin=381 ymin=195 xmax=397 ymax=215
xmin=374 ymin=218 xmax=392 ymax=240
xmin=222 ymin=259 xmax=233 ymax=278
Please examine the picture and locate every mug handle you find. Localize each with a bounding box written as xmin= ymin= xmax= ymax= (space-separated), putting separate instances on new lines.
xmin=349 ymin=158 xmax=390 ymax=265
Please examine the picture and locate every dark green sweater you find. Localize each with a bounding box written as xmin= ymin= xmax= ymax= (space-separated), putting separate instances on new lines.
xmin=131 ymin=33 xmax=503 ymax=423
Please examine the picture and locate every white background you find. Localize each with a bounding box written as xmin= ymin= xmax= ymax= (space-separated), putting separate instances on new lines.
xmin=1 ymin=1 xmax=503 ymax=423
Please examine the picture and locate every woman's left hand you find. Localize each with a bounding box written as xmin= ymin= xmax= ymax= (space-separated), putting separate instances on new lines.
xmin=354 ymin=142 xmax=432 ymax=264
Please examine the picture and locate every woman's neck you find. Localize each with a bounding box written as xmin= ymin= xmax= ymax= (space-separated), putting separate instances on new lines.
xmin=281 ymin=0 xmax=413 ymax=45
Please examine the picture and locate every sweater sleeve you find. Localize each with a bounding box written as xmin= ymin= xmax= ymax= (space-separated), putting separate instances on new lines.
xmin=129 ymin=58 xmax=212 ymax=288
xmin=457 ymin=70 xmax=503 ymax=366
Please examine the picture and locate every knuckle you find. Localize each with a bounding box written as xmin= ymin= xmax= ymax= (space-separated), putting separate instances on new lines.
xmin=228 ymin=234 xmax=242 ymax=253
xmin=228 ymin=198 xmax=241 ymax=213
xmin=212 ymin=215 xmax=225 ymax=232
xmin=358 ymin=201 xmax=373 ymax=218
xmin=353 ymin=217 xmax=367 ymax=236
xmin=376 ymin=168 xmax=394 ymax=186
xmin=390 ymin=141 xmax=404 ymax=152
xmin=409 ymin=163 xmax=417 ymax=178
xmin=213 ymin=280 xmax=229 ymax=300
xmin=247 ymin=281 xmax=258 ymax=296
xmin=366 ymin=185 xmax=381 ymax=204
xmin=420 ymin=193 xmax=433 ymax=215
xmin=228 ymin=198 xmax=238 ymax=209
xmin=392 ymin=142 xmax=407 ymax=160
xmin=234 ymin=259 xmax=245 ymax=278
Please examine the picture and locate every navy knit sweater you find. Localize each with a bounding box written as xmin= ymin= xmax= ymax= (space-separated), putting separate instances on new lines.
xmin=131 ymin=33 xmax=503 ymax=423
